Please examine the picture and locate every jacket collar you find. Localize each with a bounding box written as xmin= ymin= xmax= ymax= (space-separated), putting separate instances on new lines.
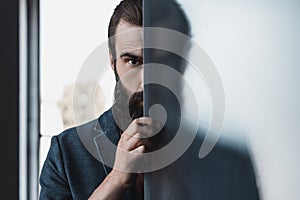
xmin=92 ymin=108 xmax=120 ymax=175
xmin=97 ymin=108 xmax=120 ymax=145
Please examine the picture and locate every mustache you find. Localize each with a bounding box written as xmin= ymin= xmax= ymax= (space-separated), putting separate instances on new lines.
xmin=129 ymin=91 xmax=143 ymax=120
xmin=112 ymin=81 xmax=144 ymax=130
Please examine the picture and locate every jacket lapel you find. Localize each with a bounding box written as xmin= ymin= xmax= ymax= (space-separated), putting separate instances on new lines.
xmin=93 ymin=108 xmax=120 ymax=175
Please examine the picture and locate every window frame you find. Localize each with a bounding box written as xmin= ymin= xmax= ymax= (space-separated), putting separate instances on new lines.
xmin=19 ymin=0 xmax=40 ymax=199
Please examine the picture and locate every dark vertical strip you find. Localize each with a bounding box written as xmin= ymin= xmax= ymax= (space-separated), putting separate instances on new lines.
xmin=0 ymin=0 xmax=19 ymax=199
xmin=143 ymin=0 xmax=191 ymax=199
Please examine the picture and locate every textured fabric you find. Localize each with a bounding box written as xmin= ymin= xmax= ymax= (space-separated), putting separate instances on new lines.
xmin=39 ymin=109 xmax=136 ymax=200
xmin=39 ymin=108 xmax=260 ymax=199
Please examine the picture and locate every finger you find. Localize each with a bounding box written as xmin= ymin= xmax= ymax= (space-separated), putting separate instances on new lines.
xmin=122 ymin=119 xmax=152 ymax=139
xmin=132 ymin=145 xmax=145 ymax=153
xmin=121 ymin=118 xmax=164 ymax=141
xmin=129 ymin=138 xmax=152 ymax=151
xmin=122 ymin=126 xmax=155 ymax=140
xmin=134 ymin=117 xmax=153 ymax=126
xmin=120 ymin=120 xmax=141 ymax=141
xmin=135 ymin=117 xmax=163 ymax=133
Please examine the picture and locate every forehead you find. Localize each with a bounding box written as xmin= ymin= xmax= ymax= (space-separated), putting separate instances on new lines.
xmin=115 ymin=20 xmax=143 ymax=55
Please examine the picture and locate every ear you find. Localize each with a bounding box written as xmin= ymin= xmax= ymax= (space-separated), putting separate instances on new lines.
xmin=109 ymin=49 xmax=114 ymax=70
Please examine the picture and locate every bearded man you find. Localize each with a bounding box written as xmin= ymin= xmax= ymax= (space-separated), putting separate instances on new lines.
xmin=40 ymin=0 xmax=260 ymax=199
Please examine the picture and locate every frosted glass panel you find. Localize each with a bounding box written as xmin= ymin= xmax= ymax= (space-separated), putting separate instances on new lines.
xmin=144 ymin=0 xmax=300 ymax=199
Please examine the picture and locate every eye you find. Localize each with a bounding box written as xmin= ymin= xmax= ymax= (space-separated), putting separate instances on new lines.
xmin=128 ymin=59 xmax=139 ymax=66
xmin=128 ymin=58 xmax=140 ymax=66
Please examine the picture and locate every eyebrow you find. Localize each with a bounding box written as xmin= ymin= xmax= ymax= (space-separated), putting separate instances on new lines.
xmin=120 ymin=52 xmax=143 ymax=61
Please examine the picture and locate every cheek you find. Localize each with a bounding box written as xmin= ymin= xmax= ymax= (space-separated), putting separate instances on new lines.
xmin=115 ymin=60 xmax=127 ymax=77
xmin=117 ymin=66 xmax=143 ymax=93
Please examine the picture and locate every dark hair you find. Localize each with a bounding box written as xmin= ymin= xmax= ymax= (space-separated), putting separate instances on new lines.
xmin=108 ymin=0 xmax=143 ymax=61
xmin=108 ymin=0 xmax=191 ymax=79
xmin=108 ymin=0 xmax=191 ymax=58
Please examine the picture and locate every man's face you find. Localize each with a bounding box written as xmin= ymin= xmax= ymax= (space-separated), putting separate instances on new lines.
xmin=111 ymin=20 xmax=143 ymax=94
xmin=110 ymin=20 xmax=144 ymax=130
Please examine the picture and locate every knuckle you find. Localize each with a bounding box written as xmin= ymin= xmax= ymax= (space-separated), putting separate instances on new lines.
xmin=135 ymin=132 xmax=142 ymax=138
xmin=120 ymin=133 xmax=126 ymax=139
xmin=133 ymin=125 xmax=139 ymax=133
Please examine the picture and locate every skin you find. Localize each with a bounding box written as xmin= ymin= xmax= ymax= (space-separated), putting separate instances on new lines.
xmin=112 ymin=20 xmax=143 ymax=93
xmin=89 ymin=21 xmax=158 ymax=200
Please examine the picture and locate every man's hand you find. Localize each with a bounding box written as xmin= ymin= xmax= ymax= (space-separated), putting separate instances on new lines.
xmin=112 ymin=117 xmax=162 ymax=185
xmin=89 ymin=117 xmax=161 ymax=200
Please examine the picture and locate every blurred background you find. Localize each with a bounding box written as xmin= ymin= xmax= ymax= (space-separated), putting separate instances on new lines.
xmin=0 ymin=0 xmax=299 ymax=199
xmin=178 ymin=0 xmax=300 ymax=199
xmin=39 ymin=0 xmax=118 ymax=178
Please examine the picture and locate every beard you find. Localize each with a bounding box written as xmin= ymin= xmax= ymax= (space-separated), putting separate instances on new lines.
xmin=111 ymin=80 xmax=176 ymax=151
xmin=112 ymin=80 xmax=143 ymax=131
